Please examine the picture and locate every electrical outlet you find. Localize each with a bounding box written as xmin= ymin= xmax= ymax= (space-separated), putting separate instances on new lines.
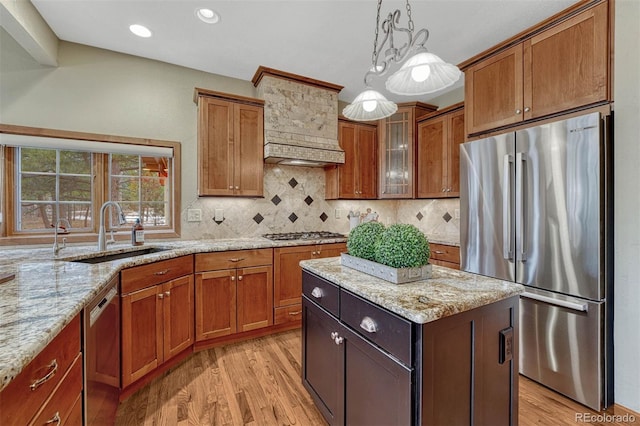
xmin=335 ymin=209 xmax=342 ymax=219
xmin=214 ymin=209 xmax=224 ymax=222
xmin=187 ymin=209 xmax=202 ymax=222
xmin=454 ymin=209 xmax=460 ymax=219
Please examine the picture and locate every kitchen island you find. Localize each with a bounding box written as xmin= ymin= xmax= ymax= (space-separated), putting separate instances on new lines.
xmin=300 ymin=257 xmax=525 ymax=426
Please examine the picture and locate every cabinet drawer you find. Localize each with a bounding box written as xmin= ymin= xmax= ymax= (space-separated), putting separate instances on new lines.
xmin=275 ymin=304 xmax=303 ymax=325
xmin=0 ymin=315 xmax=80 ymax=426
xmin=195 ymin=248 xmax=272 ymax=272
xmin=30 ymin=353 xmax=83 ymax=426
xmin=121 ymin=255 xmax=193 ymax=294
xmin=340 ymin=290 xmax=413 ymax=366
xmin=302 ymin=271 xmax=340 ymax=318
xmin=430 ymin=243 xmax=460 ymax=265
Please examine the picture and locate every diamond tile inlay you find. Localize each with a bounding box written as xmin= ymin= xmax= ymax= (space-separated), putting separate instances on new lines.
xmin=320 ymin=212 xmax=328 ymax=222
xmin=304 ymin=195 xmax=314 ymax=205
xmin=288 ymin=213 xmax=298 ymax=223
xmin=253 ymin=213 xmax=264 ymax=224
xmin=416 ymin=212 xmax=424 ymax=221
xmin=443 ymin=212 xmax=452 ymax=223
xmin=271 ymin=195 xmax=281 ymax=206
xmin=288 ymin=178 xmax=298 ymax=188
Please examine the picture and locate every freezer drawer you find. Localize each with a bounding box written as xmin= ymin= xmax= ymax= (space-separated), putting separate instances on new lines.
xmin=519 ymin=289 xmax=603 ymax=410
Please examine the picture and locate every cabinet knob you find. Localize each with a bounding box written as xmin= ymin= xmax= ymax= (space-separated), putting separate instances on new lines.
xmin=331 ymin=331 xmax=339 ymax=340
xmin=231 ymin=276 xmax=235 ymax=281
xmin=334 ymin=336 xmax=344 ymax=345
xmin=235 ymin=186 xmax=239 ymax=190
xmin=229 ymin=186 xmax=233 ymax=189
xmin=524 ymin=107 xmax=531 ymax=112
xmin=165 ymin=291 xmax=170 ymax=297
xmin=238 ymin=275 xmax=243 ymax=280
xmin=515 ymin=109 xmax=522 ymax=115
xmin=158 ymin=293 xmax=164 ymax=299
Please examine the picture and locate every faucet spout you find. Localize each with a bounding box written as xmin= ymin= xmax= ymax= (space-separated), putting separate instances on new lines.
xmin=52 ymin=218 xmax=71 ymax=256
xmin=98 ymin=201 xmax=126 ymax=251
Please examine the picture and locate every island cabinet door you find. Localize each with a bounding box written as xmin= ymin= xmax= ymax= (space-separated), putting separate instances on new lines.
xmin=302 ymin=297 xmax=345 ymax=425
xmin=342 ymin=325 xmax=413 ymax=426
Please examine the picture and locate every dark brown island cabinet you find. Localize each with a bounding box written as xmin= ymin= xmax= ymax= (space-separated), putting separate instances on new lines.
xmin=302 ymin=270 xmax=520 ymax=426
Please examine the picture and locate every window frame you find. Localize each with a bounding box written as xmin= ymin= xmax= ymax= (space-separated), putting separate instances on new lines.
xmin=0 ymin=124 xmax=181 ymax=245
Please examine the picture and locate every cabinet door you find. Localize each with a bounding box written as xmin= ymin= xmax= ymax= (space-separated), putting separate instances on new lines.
xmin=523 ymin=2 xmax=608 ymax=120
xmin=379 ymin=107 xmax=415 ymax=198
xmin=121 ymin=286 xmax=163 ymax=387
xmin=237 ymin=265 xmax=273 ymax=332
xmin=447 ymin=109 xmax=465 ymax=197
xmin=317 ymin=243 xmax=347 ymax=258
xmin=274 ymin=246 xmax=314 ymax=308
xmin=234 ymin=103 xmax=264 ymax=197
xmin=338 ymin=121 xmax=357 ymax=198
xmin=302 ymin=298 xmax=344 ymax=425
xmin=465 ymin=45 xmax=524 ymax=135
xmin=195 ymin=270 xmax=237 ymax=341
xmin=417 ymin=115 xmax=447 ymax=198
xmin=163 ymin=275 xmax=194 ymax=361
xmin=198 ymin=97 xmax=234 ymax=196
xmin=356 ymin=124 xmax=378 ymax=199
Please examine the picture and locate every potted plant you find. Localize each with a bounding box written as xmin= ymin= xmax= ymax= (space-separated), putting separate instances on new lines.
xmin=342 ymin=223 xmax=432 ymax=284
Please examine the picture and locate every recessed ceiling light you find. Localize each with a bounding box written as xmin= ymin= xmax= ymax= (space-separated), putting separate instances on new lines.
xmin=196 ymin=8 xmax=220 ymax=24
xmin=129 ymin=24 xmax=152 ymax=38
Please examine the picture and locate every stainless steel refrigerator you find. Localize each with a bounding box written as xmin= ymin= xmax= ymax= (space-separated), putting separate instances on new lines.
xmin=460 ymin=111 xmax=613 ymax=411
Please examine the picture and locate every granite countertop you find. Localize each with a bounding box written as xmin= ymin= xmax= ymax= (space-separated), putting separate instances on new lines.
xmin=0 ymin=236 xmax=346 ymax=392
xmin=300 ymin=257 xmax=524 ymax=324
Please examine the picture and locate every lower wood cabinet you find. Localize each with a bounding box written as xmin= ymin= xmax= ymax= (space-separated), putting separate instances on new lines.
xmin=0 ymin=315 xmax=82 ymax=426
xmin=121 ymin=258 xmax=194 ymax=388
xmin=429 ymin=243 xmax=461 ymax=270
xmin=195 ymin=249 xmax=274 ymax=342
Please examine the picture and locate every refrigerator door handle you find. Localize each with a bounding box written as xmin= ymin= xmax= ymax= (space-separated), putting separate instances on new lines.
xmin=515 ymin=152 xmax=527 ymax=262
xmin=521 ymin=292 xmax=588 ymax=312
xmin=503 ymin=154 xmax=514 ymax=260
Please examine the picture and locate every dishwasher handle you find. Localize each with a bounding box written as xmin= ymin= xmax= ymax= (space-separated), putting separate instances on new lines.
xmin=90 ymin=286 xmax=118 ymax=327
xmin=521 ymin=292 xmax=588 ymax=312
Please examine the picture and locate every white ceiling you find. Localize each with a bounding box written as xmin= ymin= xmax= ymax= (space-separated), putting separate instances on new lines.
xmin=30 ymin=0 xmax=578 ymax=103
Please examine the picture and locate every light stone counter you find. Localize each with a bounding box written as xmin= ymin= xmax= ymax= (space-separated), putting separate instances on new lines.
xmin=300 ymin=257 xmax=523 ymax=324
xmin=0 ymin=237 xmax=346 ymax=392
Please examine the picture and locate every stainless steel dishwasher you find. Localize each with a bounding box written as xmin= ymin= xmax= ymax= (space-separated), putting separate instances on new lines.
xmin=83 ymin=275 xmax=120 ymax=425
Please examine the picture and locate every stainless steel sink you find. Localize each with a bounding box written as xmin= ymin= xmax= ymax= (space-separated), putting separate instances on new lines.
xmin=66 ymin=247 xmax=171 ymax=264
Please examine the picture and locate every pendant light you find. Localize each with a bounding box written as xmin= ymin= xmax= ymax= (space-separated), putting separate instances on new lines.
xmin=343 ymin=0 xmax=460 ymax=122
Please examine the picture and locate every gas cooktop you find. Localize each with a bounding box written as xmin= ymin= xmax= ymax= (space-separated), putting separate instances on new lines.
xmin=262 ymin=231 xmax=346 ymax=241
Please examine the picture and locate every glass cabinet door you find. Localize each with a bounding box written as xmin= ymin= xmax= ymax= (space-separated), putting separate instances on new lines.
xmin=380 ymin=108 xmax=413 ymax=198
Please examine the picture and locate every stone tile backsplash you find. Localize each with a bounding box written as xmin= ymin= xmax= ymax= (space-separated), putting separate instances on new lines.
xmin=181 ymin=164 xmax=459 ymax=244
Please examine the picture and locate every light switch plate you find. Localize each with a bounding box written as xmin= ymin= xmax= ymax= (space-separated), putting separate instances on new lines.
xmin=214 ymin=209 xmax=224 ymax=222
xmin=187 ymin=209 xmax=202 ymax=222
xmin=454 ymin=209 xmax=460 ymax=219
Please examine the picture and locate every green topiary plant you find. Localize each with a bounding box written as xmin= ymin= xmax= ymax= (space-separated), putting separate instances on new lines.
xmin=374 ymin=224 xmax=430 ymax=268
xmin=347 ymin=221 xmax=386 ymax=261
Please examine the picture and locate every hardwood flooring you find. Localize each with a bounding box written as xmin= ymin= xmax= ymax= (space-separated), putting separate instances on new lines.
xmin=116 ymin=329 xmax=639 ymax=425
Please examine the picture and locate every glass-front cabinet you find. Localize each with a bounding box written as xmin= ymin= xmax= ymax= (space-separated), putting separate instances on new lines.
xmin=378 ymin=103 xmax=436 ymax=199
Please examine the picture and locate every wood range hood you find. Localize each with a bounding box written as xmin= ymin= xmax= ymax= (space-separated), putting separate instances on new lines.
xmin=252 ymin=66 xmax=345 ymax=167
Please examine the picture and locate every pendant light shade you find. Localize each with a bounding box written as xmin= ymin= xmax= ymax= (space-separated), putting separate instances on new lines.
xmin=385 ymin=51 xmax=461 ymax=95
xmin=343 ymin=88 xmax=398 ymax=121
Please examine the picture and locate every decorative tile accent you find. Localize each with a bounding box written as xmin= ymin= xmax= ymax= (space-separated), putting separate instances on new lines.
xmin=288 ymin=213 xmax=298 ymax=223
xmin=443 ymin=212 xmax=452 ymax=223
xmin=271 ymin=195 xmax=281 ymax=206
xmin=253 ymin=213 xmax=264 ymax=224
xmin=304 ymin=195 xmax=314 ymax=205
xmin=320 ymin=212 xmax=328 ymax=222
xmin=288 ymin=178 xmax=298 ymax=188
xmin=416 ymin=212 xmax=424 ymax=221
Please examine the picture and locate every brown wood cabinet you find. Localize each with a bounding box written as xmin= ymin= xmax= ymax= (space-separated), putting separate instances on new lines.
xmin=120 ymin=257 xmax=194 ymax=387
xmin=378 ymin=103 xmax=437 ymax=198
xmin=195 ymin=249 xmax=274 ymax=341
xmin=417 ymin=103 xmax=465 ymax=198
xmin=429 ymin=243 xmax=460 ymax=270
xmin=326 ymin=120 xmax=377 ymax=199
xmin=0 ymin=315 xmax=82 ymax=426
xmin=274 ymin=243 xmax=346 ymax=325
xmin=464 ymin=1 xmax=610 ymax=135
xmin=195 ymin=88 xmax=265 ymax=197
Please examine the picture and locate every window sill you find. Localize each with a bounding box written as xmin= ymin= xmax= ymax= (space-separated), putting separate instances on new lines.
xmin=0 ymin=230 xmax=180 ymax=247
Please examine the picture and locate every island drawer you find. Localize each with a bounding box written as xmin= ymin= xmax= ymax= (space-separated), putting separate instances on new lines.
xmin=340 ymin=290 xmax=413 ymax=366
xmin=302 ymin=271 xmax=340 ymax=317
xmin=195 ymin=248 xmax=273 ymax=272
xmin=121 ymin=255 xmax=193 ymax=294
xmin=429 ymin=243 xmax=460 ymax=264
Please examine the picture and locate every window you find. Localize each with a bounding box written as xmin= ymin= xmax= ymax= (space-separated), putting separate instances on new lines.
xmin=0 ymin=126 xmax=180 ymax=244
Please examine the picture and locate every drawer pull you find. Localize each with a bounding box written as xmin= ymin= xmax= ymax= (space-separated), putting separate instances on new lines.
xmin=45 ymin=412 xmax=61 ymax=425
xmin=288 ymin=311 xmax=302 ymax=316
xmin=311 ymin=287 xmax=324 ymax=299
xmin=154 ymin=269 xmax=170 ymax=276
xmin=433 ymin=250 xmax=445 ymax=254
xmin=229 ymin=258 xmax=245 ymax=263
xmin=30 ymin=359 xmax=58 ymax=390
xmin=360 ymin=316 xmax=379 ymax=334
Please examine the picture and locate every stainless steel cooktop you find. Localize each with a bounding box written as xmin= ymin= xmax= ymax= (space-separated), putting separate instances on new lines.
xmin=262 ymin=231 xmax=345 ymax=241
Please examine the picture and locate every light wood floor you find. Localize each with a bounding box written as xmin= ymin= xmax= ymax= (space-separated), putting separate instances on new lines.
xmin=116 ymin=330 xmax=639 ymax=426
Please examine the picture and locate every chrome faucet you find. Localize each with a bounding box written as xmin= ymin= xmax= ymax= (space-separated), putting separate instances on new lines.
xmin=52 ymin=218 xmax=71 ymax=256
xmin=98 ymin=201 xmax=127 ymax=251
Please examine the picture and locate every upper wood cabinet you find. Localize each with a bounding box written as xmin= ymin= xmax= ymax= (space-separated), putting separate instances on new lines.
xmin=325 ymin=119 xmax=377 ymax=200
xmin=195 ymin=88 xmax=265 ymax=197
xmin=417 ymin=104 xmax=465 ymax=198
xmin=378 ymin=103 xmax=437 ymax=199
xmin=464 ymin=1 xmax=610 ymax=135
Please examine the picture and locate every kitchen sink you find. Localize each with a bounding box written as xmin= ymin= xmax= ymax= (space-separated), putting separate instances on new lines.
xmin=66 ymin=247 xmax=171 ymax=264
